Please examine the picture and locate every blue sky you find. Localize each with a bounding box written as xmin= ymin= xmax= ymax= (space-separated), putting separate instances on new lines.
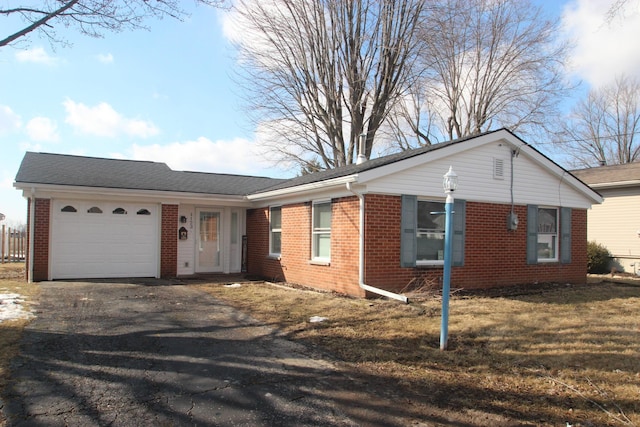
xmin=1 ymin=0 xmax=639 ymax=225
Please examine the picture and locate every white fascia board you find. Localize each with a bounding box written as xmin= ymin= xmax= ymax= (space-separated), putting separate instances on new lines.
xmin=247 ymin=174 xmax=358 ymax=202
xmin=13 ymin=182 xmax=251 ymax=207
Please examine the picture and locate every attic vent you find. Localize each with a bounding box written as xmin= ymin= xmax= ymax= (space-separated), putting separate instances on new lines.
xmin=493 ymin=158 xmax=505 ymax=180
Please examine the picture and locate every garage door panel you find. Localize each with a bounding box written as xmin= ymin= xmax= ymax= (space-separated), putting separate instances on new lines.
xmin=52 ymin=201 xmax=159 ymax=279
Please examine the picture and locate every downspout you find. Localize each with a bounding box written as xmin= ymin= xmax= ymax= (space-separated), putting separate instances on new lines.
xmin=28 ymin=188 xmax=35 ymax=283
xmin=346 ymin=182 xmax=409 ymax=303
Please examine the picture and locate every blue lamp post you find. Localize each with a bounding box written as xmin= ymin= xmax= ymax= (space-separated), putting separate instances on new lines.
xmin=440 ymin=166 xmax=458 ymax=351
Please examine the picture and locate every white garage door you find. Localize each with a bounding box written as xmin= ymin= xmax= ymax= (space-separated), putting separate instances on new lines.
xmin=51 ymin=200 xmax=159 ymax=279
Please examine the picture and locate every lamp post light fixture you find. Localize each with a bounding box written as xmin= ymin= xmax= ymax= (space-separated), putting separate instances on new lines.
xmin=440 ymin=166 xmax=458 ymax=351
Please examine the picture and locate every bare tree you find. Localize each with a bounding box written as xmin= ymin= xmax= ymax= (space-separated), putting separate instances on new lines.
xmin=398 ymin=0 xmax=570 ymax=146
xmin=228 ymin=0 xmax=424 ymax=170
xmin=1 ymin=0 xmax=224 ymax=49
xmin=558 ymin=75 xmax=640 ymax=167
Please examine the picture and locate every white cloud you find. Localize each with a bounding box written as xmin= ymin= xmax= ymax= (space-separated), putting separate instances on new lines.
xmin=25 ymin=117 xmax=59 ymax=142
xmin=124 ymin=137 xmax=278 ymax=175
xmin=96 ymin=53 xmax=114 ymax=64
xmin=63 ymin=99 xmax=159 ymax=138
xmin=15 ymin=47 xmax=58 ymax=66
xmin=0 ymin=174 xmax=14 ymax=190
xmin=562 ymin=0 xmax=640 ymax=87
xmin=0 ymin=105 xmax=21 ymax=134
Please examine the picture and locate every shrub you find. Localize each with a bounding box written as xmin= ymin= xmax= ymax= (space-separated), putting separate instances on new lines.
xmin=587 ymin=241 xmax=611 ymax=274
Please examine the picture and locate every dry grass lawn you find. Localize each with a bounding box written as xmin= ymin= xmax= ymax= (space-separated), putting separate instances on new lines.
xmin=0 ymin=263 xmax=637 ymax=426
xmin=197 ymin=279 xmax=640 ymax=426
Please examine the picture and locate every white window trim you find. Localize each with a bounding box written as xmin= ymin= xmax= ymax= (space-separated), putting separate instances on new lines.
xmin=311 ymin=200 xmax=331 ymax=261
xmin=537 ymin=206 xmax=559 ymax=262
xmin=416 ymin=199 xmax=446 ymax=265
xmin=269 ymin=206 xmax=282 ymax=257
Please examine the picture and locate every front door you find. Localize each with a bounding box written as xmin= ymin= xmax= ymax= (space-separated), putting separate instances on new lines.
xmin=196 ymin=209 xmax=223 ymax=273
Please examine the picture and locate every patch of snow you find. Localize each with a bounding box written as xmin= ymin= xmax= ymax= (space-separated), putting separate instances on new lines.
xmin=309 ymin=316 xmax=328 ymax=323
xmin=0 ymin=293 xmax=34 ymax=323
xmin=224 ymin=283 xmax=242 ymax=288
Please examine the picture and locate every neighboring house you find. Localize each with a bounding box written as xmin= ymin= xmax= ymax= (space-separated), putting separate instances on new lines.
xmin=572 ymin=162 xmax=640 ymax=273
xmin=15 ymin=129 xmax=602 ymax=299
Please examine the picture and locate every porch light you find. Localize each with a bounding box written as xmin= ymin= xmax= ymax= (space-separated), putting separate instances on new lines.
xmin=442 ymin=166 xmax=458 ymax=194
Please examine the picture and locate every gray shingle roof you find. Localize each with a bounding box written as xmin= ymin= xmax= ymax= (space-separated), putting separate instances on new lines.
xmin=259 ymin=129 xmax=507 ymax=192
xmin=15 ymin=129 xmax=517 ymax=196
xmin=15 ymin=152 xmax=286 ymax=195
xmin=571 ymin=162 xmax=640 ymax=185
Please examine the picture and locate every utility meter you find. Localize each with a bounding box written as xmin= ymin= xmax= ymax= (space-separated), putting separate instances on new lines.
xmin=507 ymin=212 xmax=519 ymax=230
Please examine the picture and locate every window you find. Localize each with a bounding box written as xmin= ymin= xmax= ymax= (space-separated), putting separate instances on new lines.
xmin=269 ymin=206 xmax=282 ymax=255
xmin=400 ymin=195 xmax=466 ymax=268
xmin=536 ymin=207 xmax=558 ymax=261
xmin=312 ymin=201 xmax=331 ymax=260
xmin=136 ymin=208 xmax=151 ymax=215
xmin=112 ymin=207 xmax=127 ymax=215
xmin=417 ymin=200 xmax=446 ymax=263
xmin=61 ymin=205 xmax=77 ymax=213
xmin=87 ymin=206 xmax=102 ymax=214
xmin=527 ymin=205 xmax=571 ymax=264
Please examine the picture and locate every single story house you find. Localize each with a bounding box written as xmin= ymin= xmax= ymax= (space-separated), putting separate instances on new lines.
xmin=15 ymin=129 xmax=602 ymax=300
xmin=572 ymin=162 xmax=640 ymax=273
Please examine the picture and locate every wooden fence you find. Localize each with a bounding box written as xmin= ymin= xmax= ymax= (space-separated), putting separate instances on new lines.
xmin=1 ymin=225 xmax=27 ymax=263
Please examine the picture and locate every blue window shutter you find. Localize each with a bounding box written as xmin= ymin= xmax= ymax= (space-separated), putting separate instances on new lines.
xmin=560 ymin=207 xmax=572 ymax=264
xmin=400 ymin=195 xmax=417 ymax=268
xmin=527 ymin=205 xmax=538 ymax=264
xmin=452 ymin=199 xmax=466 ymax=266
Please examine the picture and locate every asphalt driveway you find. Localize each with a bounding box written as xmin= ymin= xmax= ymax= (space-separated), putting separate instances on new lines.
xmin=2 ymin=281 xmax=417 ymax=427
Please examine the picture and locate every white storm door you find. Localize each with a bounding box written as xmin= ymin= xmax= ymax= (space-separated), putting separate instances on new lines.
xmin=196 ymin=209 xmax=223 ymax=273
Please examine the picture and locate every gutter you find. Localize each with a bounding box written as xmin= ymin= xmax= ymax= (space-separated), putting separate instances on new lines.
xmin=248 ymin=175 xmax=358 ymax=201
xmin=346 ymin=182 xmax=409 ymax=304
xmin=28 ymin=188 xmax=35 ymax=283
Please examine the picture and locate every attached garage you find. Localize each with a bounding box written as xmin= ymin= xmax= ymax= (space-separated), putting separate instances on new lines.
xmin=51 ymin=200 xmax=159 ymax=279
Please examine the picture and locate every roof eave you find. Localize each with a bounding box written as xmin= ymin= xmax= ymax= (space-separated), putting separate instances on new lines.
xmin=587 ymin=180 xmax=640 ymax=189
xmin=247 ymin=174 xmax=358 ymax=201
xmin=14 ymin=181 xmax=250 ymax=204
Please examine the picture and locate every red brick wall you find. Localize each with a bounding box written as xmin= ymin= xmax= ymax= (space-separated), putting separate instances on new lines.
xmin=160 ymin=204 xmax=178 ymax=278
xmin=247 ymin=197 xmax=363 ymax=296
xmin=26 ymin=198 xmax=50 ymax=282
xmin=364 ymin=195 xmax=588 ymax=292
xmin=247 ymin=194 xmax=589 ymax=297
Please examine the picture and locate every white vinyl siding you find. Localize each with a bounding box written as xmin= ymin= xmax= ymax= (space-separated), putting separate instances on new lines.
xmin=586 ymin=188 xmax=640 ymax=271
xmin=363 ymin=141 xmax=594 ymax=209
